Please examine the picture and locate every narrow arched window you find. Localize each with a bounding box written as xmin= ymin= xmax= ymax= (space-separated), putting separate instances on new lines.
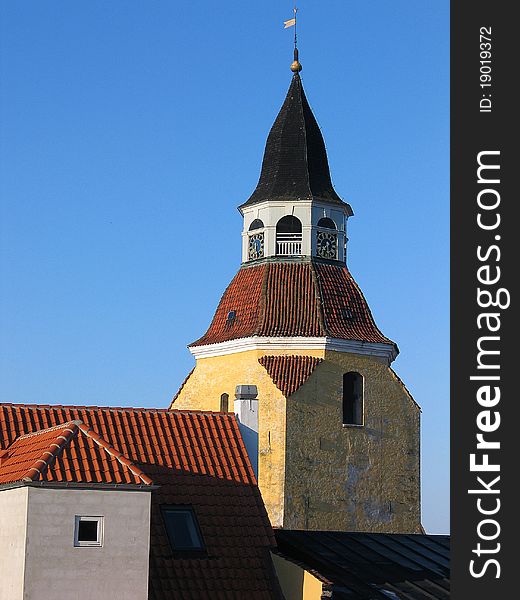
xmin=342 ymin=372 xmax=363 ymax=425
xmin=276 ymin=215 xmax=302 ymax=256
xmin=249 ymin=219 xmax=264 ymax=231
xmin=220 ymin=393 xmax=229 ymax=412
xmin=317 ymin=217 xmax=336 ymax=230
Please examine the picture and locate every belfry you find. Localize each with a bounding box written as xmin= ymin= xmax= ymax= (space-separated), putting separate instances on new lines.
xmin=171 ymin=53 xmax=421 ymax=533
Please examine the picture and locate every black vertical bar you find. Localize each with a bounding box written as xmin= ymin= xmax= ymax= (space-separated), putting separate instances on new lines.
xmin=451 ymin=1 xmax=516 ymax=598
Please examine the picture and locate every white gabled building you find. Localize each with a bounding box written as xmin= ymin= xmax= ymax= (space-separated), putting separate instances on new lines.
xmin=0 ymin=421 xmax=153 ymax=600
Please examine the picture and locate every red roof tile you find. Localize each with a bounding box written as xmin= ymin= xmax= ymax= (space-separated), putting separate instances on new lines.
xmin=192 ymin=265 xmax=266 ymax=346
xmin=259 ymin=262 xmax=324 ymax=338
xmin=314 ymin=263 xmax=391 ymax=344
xmin=191 ymin=260 xmax=394 ymax=349
xmin=0 ymin=420 xmax=151 ymax=485
xmin=0 ymin=403 xmax=281 ymax=599
xmin=259 ymin=355 xmax=323 ymax=397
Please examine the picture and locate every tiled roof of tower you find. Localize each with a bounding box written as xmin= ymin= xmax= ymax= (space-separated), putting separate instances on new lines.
xmin=260 ymin=262 xmax=323 ymax=337
xmin=0 ymin=403 xmax=282 ymax=599
xmin=314 ymin=262 xmax=391 ymax=343
xmin=259 ymin=355 xmax=323 ymax=397
xmin=193 ymin=265 xmax=266 ymax=345
xmin=240 ymin=73 xmax=350 ymax=211
xmin=191 ymin=261 xmax=395 ymax=351
xmin=0 ymin=420 xmax=151 ymax=485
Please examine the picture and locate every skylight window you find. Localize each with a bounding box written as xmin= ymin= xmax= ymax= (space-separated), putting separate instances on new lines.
xmin=161 ymin=506 xmax=204 ymax=554
xmin=74 ymin=516 xmax=104 ymax=547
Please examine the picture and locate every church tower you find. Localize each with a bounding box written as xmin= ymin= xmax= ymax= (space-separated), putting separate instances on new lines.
xmin=171 ymin=55 xmax=421 ymax=534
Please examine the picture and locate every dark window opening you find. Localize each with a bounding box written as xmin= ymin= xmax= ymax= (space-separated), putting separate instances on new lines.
xmin=317 ymin=217 xmax=337 ymax=230
xmin=220 ymin=393 xmax=229 ymax=412
xmin=249 ymin=219 xmax=264 ymax=231
xmin=74 ymin=516 xmax=103 ymax=547
xmin=342 ymin=308 xmax=354 ymax=320
xmin=343 ymin=372 xmax=364 ymax=425
xmin=226 ymin=310 xmax=236 ymax=325
xmin=276 ymin=215 xmax=302 ymax=233
xmin=276 ymin=215 xmax=302 ymax=256
xmin=161 ymin=506 xmax=205 ymax=553
xmin=78 ymin=520 xmax=98 ymax=542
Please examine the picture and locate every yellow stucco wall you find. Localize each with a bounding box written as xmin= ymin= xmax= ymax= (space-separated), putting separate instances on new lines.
xmin=283 ymin=351 xmax=421 ymax=532
xmin=271 ymin=552 xmax=324 ymax=600
xmin=172 ymin=349 xmax=302 ymax=527
xmin=172 ymin=347 xmax=421 ymax=533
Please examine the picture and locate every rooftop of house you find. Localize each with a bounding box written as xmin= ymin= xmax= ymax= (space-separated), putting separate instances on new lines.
xmin=275 ymin=529 xmax=450 ymax=600
xmin=0 ymin=420 xmax=152 ymax=486
xmin=0 ymin=402 xmax=282 ymax=599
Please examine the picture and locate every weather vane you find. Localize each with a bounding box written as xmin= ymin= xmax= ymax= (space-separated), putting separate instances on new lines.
xmin=283 ymin=4 xmax=302 ymax=72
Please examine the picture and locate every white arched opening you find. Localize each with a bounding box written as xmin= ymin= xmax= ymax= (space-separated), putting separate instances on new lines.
xmin=276 ymin=215 xmax=302 ymax=256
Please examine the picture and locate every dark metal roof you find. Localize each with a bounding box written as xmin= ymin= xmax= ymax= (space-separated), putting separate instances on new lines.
xmin=274 ymin=530 xmax=450 ymax=600
xmin=240 ymin=73 xmax=350 ymax=211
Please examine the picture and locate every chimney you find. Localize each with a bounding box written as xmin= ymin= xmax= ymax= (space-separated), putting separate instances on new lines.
xmin=234 ymin=385 xmax=259 ymax=478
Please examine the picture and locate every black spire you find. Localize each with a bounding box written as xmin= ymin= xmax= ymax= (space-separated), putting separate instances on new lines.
xmin=240 ymin=72 xmax=350 ymax=210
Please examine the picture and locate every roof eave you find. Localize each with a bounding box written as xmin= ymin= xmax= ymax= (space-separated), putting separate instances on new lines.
xmin=238 ymin=195 xmax=353 ymax=215
xmin=0 ymin=480 xmax=157 ymax=492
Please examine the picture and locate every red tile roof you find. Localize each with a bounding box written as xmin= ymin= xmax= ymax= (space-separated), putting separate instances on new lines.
xmin=259 ymin=355 xmax=323 ymax=397
xmin=0 ymin=403 xmax=281 ymax=599
xmin=192 ymin=265 xmax=266 ymax=345
xmin=314 ymin=263 xmax=390 ymax=343
xmin=0 ymin=420 xmax=151 ymax=485
xmin=191 ymin=260 xmax=394 ymax=350
xmin=259 ymin=262 xmax=323 ymax=338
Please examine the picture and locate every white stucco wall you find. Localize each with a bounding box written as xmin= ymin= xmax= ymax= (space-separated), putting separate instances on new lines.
xmin=241 ymin=200 xmax=349 ymax=262
xmin=0 ymin=487 xmax=29 ymax=600
xmin=23 ymin=487 xmax=151 ymax=600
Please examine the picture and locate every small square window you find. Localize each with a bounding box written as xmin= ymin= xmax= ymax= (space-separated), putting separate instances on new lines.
xmin=74 ymin=516 xmax=103 ymax=547
xmin=161 ymin=506 xmax=204 ymax=554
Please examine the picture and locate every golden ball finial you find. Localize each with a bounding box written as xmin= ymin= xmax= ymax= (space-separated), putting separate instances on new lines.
xmin=290 ymin=47 xmax=302 ymax=72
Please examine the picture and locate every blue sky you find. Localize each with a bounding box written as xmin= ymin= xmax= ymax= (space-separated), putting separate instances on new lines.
xmin=0 ymin=1 xmax=449 ymax=533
